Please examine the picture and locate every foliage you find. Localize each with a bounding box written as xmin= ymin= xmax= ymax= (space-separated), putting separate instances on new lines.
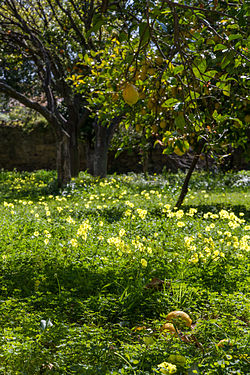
xmin=0 ymin=170 xmax=249 ymax=374
xmin=72 ymin=0 xmax=249 ymax=159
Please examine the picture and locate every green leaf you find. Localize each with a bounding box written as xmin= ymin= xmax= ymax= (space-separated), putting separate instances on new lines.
xmin=193 ymin=67 xmax=201 ymax=79
xmin=139 ymin=23 xmax=150 ymax=45
xmin=175 ymin=113 xmax=185 ymax=129
xmin=193 ymin=58 xmax=206 ymax=78
xmin=230 ymin=117 xmax=243 ymax=127
xmin=198 ymin=59 xmax=207 ymax=73
xmin=203 ymin=70 xmax=218 ymax=81
xmin=221 ymin=52 xmax=233 ymax=69
xmin=84 ymin=54 xmax=91 ymax=64
xmin=228 ymin=34 xmax=242 ymax=41
xmin=173 ymin=65 xmax=184 ymax=75
xmin=222 ymin=84 xmax=231 ymax=96
xmin=186 ymin=91 xmax=200 ymax=101
xmin=162 ymin=98 xmax=179 ymax=107
xmin=214 ymin=44 xmax=228 ymax=51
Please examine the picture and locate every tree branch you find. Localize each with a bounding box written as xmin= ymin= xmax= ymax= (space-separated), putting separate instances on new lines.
xmin=0 ymin=81 xmax=59 ymax=125
xmin=162 ymin=0 xmax=233 ymax=18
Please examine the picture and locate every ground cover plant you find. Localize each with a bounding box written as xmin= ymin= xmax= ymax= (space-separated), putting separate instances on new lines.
xmin=0 ymin=170 xmax=249 ymax=374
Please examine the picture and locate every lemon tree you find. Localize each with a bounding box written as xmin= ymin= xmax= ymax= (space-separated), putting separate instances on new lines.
xmin=74 ymin=0 xmax=249 ymax=206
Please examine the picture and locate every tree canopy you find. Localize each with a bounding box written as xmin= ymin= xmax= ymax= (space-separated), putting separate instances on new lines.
xmin=0 ymin=1 xmax=249 ymax=189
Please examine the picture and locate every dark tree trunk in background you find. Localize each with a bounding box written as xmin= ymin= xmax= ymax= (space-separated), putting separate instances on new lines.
xmin=89 ymin=117 xmax=122 ymax=178
xmin=93 ymin=124 xmax=110 ymax=178
xmin=68 ymin=121 xmax=79 ymax=177
xmin=142 ymin=152 xmax=149 ymax=178
xmin=85 ymin=140 xmax=95 ymax=175
xmin=175 ymin=138 xmax=206 ymax=208
xmin=54 ymin=128 xmax=72 ymax=187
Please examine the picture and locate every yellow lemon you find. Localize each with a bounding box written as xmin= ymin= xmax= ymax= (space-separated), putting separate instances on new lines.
xmin=166 ymin=311 xmax=192 ymax=328
xmin=122 ymin=84 xmax=139 ymax=105
xmin=161 ymin=323 xmax=178 ymax=336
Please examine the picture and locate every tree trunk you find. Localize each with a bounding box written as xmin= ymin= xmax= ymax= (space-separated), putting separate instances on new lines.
xmin=93 ymin=125 xmax=109 ymax=178
xmin=85 ymin=140 xmax=95 ymax=175
xmin=56 ymin=131 xmax=71 ymax=187
xmin=89 ymin=117 xmax=121 ymax=178
xmin=68 ymin=121 xmax=79 ymax=177
xmin=142 ymin=151 xmax=149 ymax=179
xmin=175 ymin=139 xmax=206 ymax=208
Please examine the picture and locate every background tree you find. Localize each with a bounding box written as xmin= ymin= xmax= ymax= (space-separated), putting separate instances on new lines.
xmin=0 ymin=0 xmax=128 ymax=185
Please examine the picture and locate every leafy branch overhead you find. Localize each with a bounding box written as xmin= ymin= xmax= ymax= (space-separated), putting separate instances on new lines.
xmin=71 ymin=0 xmax=249 ymax=158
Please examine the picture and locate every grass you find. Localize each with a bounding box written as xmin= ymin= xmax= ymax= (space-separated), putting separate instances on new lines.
xmin=0 ymin=170 xmax=249 ymax=374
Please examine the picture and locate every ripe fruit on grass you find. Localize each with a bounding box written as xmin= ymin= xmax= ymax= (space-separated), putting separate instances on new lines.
xmin=166 ymin=311 xmax=192 ymax=328
xmin=122 ymin=84 xmax=139 ymax=105
xmin=161 ymin=323 xmax=178 ymax=336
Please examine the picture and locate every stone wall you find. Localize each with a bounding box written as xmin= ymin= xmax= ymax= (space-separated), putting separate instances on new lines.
xmin=0 ymin=123 xmax=248 ymax=173
xmin=0 ymin=123 xmax=57 ymax=171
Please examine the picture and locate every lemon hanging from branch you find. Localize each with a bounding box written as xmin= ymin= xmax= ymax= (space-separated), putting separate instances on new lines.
xmin=122 ymin=83 xmax=139 ymax=105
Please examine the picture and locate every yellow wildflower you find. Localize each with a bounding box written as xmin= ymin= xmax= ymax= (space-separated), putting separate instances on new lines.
xmin=141 ymin=258 xmax=147 ymax=267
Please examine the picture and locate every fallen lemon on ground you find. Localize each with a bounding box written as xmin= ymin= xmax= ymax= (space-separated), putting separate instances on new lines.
xmin=166 ymin=311 xmax=192 ymax=328
xmin=161 ymin=323 xmax=178 ymax=336
xmin=122 ymin=83 xmax=139 ymax=105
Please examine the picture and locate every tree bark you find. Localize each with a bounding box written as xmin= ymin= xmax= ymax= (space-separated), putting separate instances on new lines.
xmin=55 ymin=130 xmax=71 ymax=187
xmin=68 ymin=121 xmax=79 ymax=177
xmin=85 ymin=140 xmax=95 ymax=175
xmin=175 ymin=138 xmax=206 ymax=208
xmin=91 ymin=116 xmax=122 ymax=178
xmin=93 ymin=124 xmax=110 ymax=178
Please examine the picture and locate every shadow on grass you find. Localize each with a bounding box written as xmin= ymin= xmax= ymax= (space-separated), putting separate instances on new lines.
xmin=1 ymin=250 xmax=247 ymax=326
xmin=1 ymin=260 xmax=168 ymax=324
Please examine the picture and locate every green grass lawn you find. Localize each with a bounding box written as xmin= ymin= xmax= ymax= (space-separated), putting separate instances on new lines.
xmin=0 ymin=170 xmax=249 ymax=374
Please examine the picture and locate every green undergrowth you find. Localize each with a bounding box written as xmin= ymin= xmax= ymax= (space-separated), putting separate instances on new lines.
xmin=0 ymin=170 xmax=249 ymax=374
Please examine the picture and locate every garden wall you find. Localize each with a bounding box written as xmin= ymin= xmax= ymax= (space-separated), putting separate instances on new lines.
xmin=0 ymin=123 xmax=248 ymax=173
